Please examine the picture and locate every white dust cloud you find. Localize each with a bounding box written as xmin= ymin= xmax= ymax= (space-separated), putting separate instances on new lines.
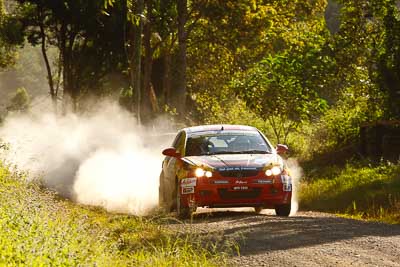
xmin=286 ymin=158 xmax=303 ymax=216
xmin=0 ymin=101 xmax=175 ymax=215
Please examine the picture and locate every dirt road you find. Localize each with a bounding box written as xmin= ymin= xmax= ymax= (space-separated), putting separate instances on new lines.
xmin=170 ymin=209 xmax=400 ymax=267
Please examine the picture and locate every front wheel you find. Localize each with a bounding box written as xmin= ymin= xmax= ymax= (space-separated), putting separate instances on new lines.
xmin=254 ymin=207 xmax=263 ymax=214
xmin=176 ymin=183 xmax=194 ymax=219
xmin=158 ymin=173 xmax=167 ymax=210
xmin=159 ymin=172 xmax=175 ymax=212
xmin=275 ymin=204 xmax=291 ymax=217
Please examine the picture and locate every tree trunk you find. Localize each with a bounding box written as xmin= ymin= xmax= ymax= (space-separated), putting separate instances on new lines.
xmin=61 ymin=30 xmax=77 ymax=112
xmin=38 ymin=6 xmax=57 ymax=112
xmin=159 ymin=0 xmax=174 ymax=108
xmin=176 ymin=0 xmax=187 ymax=116
xmin=132 ymin=0 xmax=144 ymax=123
xmin=142 ymin=0 xmax=156 ymax=121
xmin=60 ymin=22 xmax=68 ymax=113
xmin=59 ymin=19 xmax=79 ymax=112
xmin=39 ymin=23 xmax=57 ymax=112
xmin=162 ymin=48 xmax=172 ymax=107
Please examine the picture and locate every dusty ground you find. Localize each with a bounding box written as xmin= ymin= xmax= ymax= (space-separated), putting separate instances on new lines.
xmin=168 ymin=208 xmax=400 ymax=267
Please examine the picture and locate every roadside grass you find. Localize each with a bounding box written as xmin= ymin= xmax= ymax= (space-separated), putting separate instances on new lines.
xmin=299 ymin=162 xmax=400 ymax=224
xmin=0 ymin=162 xmax=226 ymax=266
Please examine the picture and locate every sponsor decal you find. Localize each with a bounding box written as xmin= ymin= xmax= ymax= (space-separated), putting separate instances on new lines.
xmin=181 ymin=178 xmax=197 ymax=187
xmin=182 ymin=187 xmax=195 ymax=194
xmin=256 ymin=179 xmax=274 ymax=184
xmin=280 ymin=175 xmax=291 ymax=184
xmin=281 ymin=175 xmax=292 ymax=191
xmin=213 ymin=180 xmax=229 ymax=184
xmin=235 ymin=180 xmax=248 ymax=184
xmin=218 ymin=167 xmax=258 ymax=171
xmin=283 ymin=184 xmax=292 ymax=192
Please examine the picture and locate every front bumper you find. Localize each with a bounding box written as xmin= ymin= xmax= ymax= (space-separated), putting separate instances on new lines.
xmin=179 ymin=175 xmax=292 ymax=209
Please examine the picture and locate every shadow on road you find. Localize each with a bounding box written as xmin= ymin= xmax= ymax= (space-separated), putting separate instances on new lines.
xmin=176 ymin=209 xmax=400 ymax=256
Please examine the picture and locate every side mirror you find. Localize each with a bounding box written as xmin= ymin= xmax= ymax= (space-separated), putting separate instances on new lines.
xmin=276 ymin=144 xmax=288 ymax=155
xmin=162 ymin=147 xmax=181 ymax=158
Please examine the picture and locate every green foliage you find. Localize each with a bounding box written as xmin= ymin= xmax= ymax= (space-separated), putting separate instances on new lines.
xmin=0 ymin=164 xmax=123 ymax=266
xmin=189 ymin=0 xmax=395 ymax=154
xmin=300 ymin=84 xmax=383 ymax=159
xmin=232 ymin=52 xmax=329 ymax=143
xmin=118 ymin=87 xmax=133 ymax=111
xmin=12 ymin=0 xmax=128 ymax=100
xmin=377 ymin=1 xmax=400 ymax=119
xmin=0 ymin=16 xmax=24 ymax=46
xmin=0 ymin=44 xmax=51 ymax=113
xmin=300 ymin=162 xmax=400 ymax=224
xmin=7 ymin=87 xmax=30 ymax=113
xmin=194 ymin=91 xmax=267 ymax=130
xmin=229 ymin=16 xmax=331 ymax=143
xmin=0 ymin=162 xmax=226 ymax=266
xmin=334 ymin=0 xmax=400 ymax=119
xmin=0 ymin=0 xmax=18 ymax=68
xmin=1 ymin=0 xmax=398 ymax=158
xmin=189 ymin=0 xmax=333 ymax=144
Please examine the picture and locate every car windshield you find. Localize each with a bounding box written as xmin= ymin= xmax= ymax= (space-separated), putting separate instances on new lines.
xmin=185 ymin=131 xmax=272 ymax=156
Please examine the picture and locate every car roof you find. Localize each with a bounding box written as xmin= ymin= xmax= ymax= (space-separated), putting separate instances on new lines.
xmin=182 ymin=124 xmax=258 ymax=135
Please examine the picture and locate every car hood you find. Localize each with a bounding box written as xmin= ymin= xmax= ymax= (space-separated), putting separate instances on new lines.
xmin=183 ymin=153 xmax=282 ymax=170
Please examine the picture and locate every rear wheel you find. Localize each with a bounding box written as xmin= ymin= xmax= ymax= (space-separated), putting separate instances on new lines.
xmin=275 ymin=204 xmax=291 ymax=217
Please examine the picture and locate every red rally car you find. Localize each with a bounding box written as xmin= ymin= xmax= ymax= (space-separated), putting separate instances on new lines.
xmin=159 ymin=125 xmax=292 ymax=218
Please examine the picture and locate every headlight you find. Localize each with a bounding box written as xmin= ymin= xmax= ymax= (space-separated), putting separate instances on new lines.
xmin=195 ymin=168 xmax=205 ymax=177
xmin=194 ymin=168 xmax=213 ymax=178
xmin=272 ymin=166 xmax=281 ymax=175
xmin=265 ymin=166 xmax=281 ymax=176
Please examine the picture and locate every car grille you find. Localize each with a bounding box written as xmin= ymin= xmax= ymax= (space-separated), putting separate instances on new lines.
xmin=218 ymin=188 xmax=262 ymax=199
xmin=218 ymin=170 xmax=259 ymax=178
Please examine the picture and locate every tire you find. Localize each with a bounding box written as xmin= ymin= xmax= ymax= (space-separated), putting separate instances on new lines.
xmin=254 ymin=207 xmax=263 ymax=214
xmin=170 ymin=179 xmax=177 ymax=212
xmin=158 ymin=173 xmax=166 ymax=210
xmin=159 ymin=173 xmax=176 ymax=212
xmin=176 ymin=182 xmax=194 ymax=219
xmin=275 ymin=204 xmax=291 ymax=217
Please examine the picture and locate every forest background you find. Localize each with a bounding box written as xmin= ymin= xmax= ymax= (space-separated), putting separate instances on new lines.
xmin=0 ymin=0 xmax=400 ymax=161
xmin=1 ymin=0 xmax=400 ymax=221
xmin=2 ymin=0 xmax=400 ymax=156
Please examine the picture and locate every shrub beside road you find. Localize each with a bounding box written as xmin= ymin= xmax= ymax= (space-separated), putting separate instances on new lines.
xmin=300 ymin=162 xmax=400 ymax=224
xmin=0 ymin=162 xmax=224 ymax=266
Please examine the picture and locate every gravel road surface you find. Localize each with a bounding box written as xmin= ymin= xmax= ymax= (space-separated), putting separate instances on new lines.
xmin=169 ymin=208 xmax=400 ymax=267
